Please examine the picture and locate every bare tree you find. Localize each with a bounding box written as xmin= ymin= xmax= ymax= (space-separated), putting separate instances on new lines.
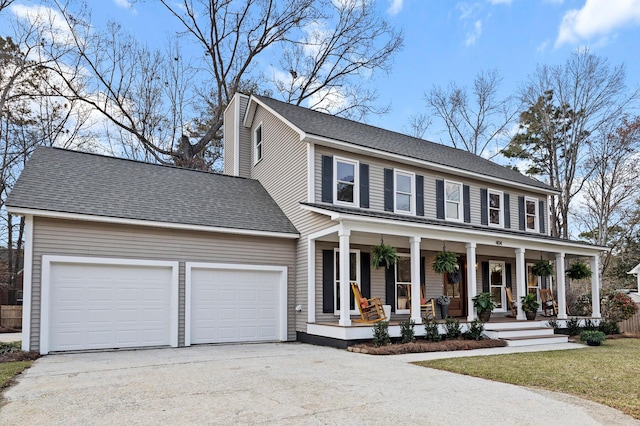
xmin=503 ymin=50 xmax=639 ymax=238
xmin=425 ymin=68 xmax=518 ymax=158
xmin=405 ymin=113 xmax=432 ymax=139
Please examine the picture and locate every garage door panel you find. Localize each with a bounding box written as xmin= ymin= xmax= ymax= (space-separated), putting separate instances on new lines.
xmin=189 ymin=267 xmax=283 ymax=344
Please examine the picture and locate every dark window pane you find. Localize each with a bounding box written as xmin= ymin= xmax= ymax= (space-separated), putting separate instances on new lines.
xmin=527 ymin=216 xmax=535 ymax=229
xmin=490 ymin=209 xmax=500 ymax=224
xmin=396 ymin=193 xmax=411 ymax=211
xmin=489 ymin=193 xmax=500 ymax=208
xmin=336 ymin=162 xmax=355 ymax=183
xmin=526 ymin=200 xmax=536 ymax=214
xmin=397 ymin=257 xmax=411 ymax=282
xmin=336 ymin=183 xmax=354 ymax=202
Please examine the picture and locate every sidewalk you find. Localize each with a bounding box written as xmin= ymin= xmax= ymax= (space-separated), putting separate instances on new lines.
xmin=0 ymin=332 xmax=21 ymax=343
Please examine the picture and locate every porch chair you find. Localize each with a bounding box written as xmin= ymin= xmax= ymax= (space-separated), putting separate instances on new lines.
xmin=505 ymin=287 xmax=518 ymax=318
xmin=540 ymin=289 xmax=558 ymax=316
xmin=421 ymin=298 xmax=436 ymax=321
xmin=350 ymin=282 xmax=387 ymax=323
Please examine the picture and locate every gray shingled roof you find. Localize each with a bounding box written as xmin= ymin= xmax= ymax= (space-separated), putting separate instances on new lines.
xmin=255 ymin=95 xmax=553 ymax=192
xmin=6 ymin=147 xmax=298 ymax=235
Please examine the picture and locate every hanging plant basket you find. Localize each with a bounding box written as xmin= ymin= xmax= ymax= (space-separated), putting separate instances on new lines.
xmin=531 ymin=259 xmax=554 ymax=277
xmin=371 ymin=243 xmax=398 ymax=269
xmin=566 ymin=261 xmax=592 ymax=280
xmin=432 ymin=250 xmax=459 ymax=274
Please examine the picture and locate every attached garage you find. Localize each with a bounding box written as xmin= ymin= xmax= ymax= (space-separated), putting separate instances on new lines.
xmin=40 ymin=256 xmax=179 ymax=354
xmin=185 ymin=263 xmax=287 ymax=345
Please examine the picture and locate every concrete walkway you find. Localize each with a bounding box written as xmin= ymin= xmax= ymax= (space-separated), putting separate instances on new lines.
xmin=0 ymin=333 xmax=20 ymax=343
xmin=1 ymin=342 xmax=637 ymax=425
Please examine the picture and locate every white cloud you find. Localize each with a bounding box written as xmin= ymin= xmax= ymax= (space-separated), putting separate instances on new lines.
xmin=387 ymin=0 xmax=403 ymax=16
xmin=488 ymin=0 xmax=511 ymax=4
xmin=537 ymin=40 xmax=549 ymax=52
xmin=555 ymin=0 xmax=640 ymax=47
xmin=10 ymin=4 xmax=76 ymax=45
xmin=466 ymin=20 xmax=482 ymax=45
xmin=113 ymin=0 xmax=132 ymax=8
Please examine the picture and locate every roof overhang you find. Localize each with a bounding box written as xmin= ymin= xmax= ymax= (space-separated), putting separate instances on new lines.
xmin=8 ymin=207 xmax=300 ymax=240
xmin=301 ymin=204 xmax=606 ymax=256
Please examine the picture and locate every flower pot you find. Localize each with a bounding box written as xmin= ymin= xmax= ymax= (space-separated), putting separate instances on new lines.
xmin=586 ymin=340 xmax=601 ymax=346
xmin=440 ymin=304 xmax=449 ymax=319
xmin=525 ymin=311 xmax=537 ymax=320
xmin=478 ymin=311 xmax=491 ymax=322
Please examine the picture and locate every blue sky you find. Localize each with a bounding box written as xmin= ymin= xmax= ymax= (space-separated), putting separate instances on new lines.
xmin=7 ymin=0 xmax=640 ymax=145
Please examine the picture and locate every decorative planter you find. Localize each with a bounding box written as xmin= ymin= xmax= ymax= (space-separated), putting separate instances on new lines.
xmin=525 ymin=311 xmax=537 ymax=320
xmin=586 ymin=340 xmax=602 ymax=346
xmin=440 ymin=304 xmax=449 ymax=319
xmin=478 ymin=311 xmax=491 ymax=322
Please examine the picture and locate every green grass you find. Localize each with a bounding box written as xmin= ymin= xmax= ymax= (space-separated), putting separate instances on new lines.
xmin=415 ymin=339 xmax=640 ymax=419
xmin=0 ymin=361 xmax=31 ymax=389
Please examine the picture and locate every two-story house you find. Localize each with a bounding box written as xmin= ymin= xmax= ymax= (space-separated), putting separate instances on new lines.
xmin=7 ymin=93 xmax=604 ymax=354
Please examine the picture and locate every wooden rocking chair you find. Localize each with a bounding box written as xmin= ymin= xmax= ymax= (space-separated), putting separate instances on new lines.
xmin=421 ymin=298 xmax=437 ymax=321
xmin=540 ymin=289 xmax=558 ymax=316
xmin=350 ymin=282 xmax=386 ymax=323
xmin=505 ymin=287 xmax=518 ymax=317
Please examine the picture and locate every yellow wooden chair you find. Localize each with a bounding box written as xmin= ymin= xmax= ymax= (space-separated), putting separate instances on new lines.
xmin=350 ymin=282 xmax=386 ymax=323
xmin=540 ymin=289 xmax=558 ymax=316
xmin=505 ymin=287 xmax=518 ymax=317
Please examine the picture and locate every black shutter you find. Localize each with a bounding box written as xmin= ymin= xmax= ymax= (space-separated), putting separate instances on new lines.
xmin=322 ymin=250 xmax=334 ymax=313
xmin=384 ymin=168 xmax=394 ymax=212
xmin=480 ymin=188 xmax=488 ymax=225
xmin=360 ymin=252 xmax=371 ymax=298
xmin=420 ymin=256 xmax=426 ymax=286
xmin=504 ymin=193 xmax=511 ymax=228
xmin=505 ymin=263 xmax=512 ymax=290
xmin=359 ymin=163 xmax=369 ymax=208
xmin=463 ymin=184 xmax=471 ymax=223
xmin=481 ymin=261 xmax=490 ymax=293
xmin=518 ymin=196 xmax=525 ymax=231
xmin=385 ymin=264 xmax=396 ymax=311
xmin=539 ymin=200 xmax=545 ymax=233
xmin=321 ymin=155 xmax=333 ymax=203
xmin=416 ymin=175 xmax=424 ymax=216
xmin=436 ymin=179 xmax=445 ymax=219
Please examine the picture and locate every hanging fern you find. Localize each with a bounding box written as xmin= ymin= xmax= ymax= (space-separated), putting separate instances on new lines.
xmin=566 ymin=261 xmax=592 ymax=280
xmin=371 ymin=243 xmax=398 ymax=269
xmin=432 ymin=251 xmax=459 ymax=274
xmin=531 ymin=259 xmax=554 ymax=277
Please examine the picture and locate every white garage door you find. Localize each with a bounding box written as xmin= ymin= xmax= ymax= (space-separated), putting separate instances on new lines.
xmin=187 ymin=264 xmax=286 ymax=345
xmin=43 ymin=257 xmax=178 ymax=353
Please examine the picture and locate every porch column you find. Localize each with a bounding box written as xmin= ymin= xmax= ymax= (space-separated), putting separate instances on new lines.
xmin=556 ymin=252 xmax=568 ymax=319
xmin=410 ymin=236 xmax=422 ymax=324
xmin=338 ymin=227 xmax=351 ymax=326
xmin=515 ymin=248 xmax=526 ymax=320
xmin=466 ymin=243 xmax=477 ymax=321
xmin=590 ymin=255 xmax=602 ymax=318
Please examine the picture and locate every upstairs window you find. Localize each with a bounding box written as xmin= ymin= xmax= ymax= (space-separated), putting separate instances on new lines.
xmin=525 ymin=197 xmax=538 ymax=231
xmin=334 ymin=157 xmax=359 ymax=206
xmin=253 ymin=123 xmax=263 ymax=164
xmin=445 ymin=181 xmax=463 ymax=221
xmin=394 ymin=170 xmax=415 ymax=214
xmin=488 ymin=189 xmax=503 ymax=227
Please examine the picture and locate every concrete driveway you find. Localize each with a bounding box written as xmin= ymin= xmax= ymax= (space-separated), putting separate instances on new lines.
xmin=1 ymin=343 xmax=637 ymax=425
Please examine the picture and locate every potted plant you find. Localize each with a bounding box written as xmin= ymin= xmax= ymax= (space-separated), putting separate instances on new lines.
xmin=436 ymin=295 xmax=451 ymax=319
xmin=520 ymin=292 xmax=540 ymax=320
xmin=472 ymin=292 xmax=496 ymax=322
xmin=579 ymin=330 xmax=606 ymax=346
xmin=566 ymin=261 xmax=592 ymax=280
xmin=531 ymin=259 xmax=553 ymax=277
xmin=371 ymin=242 xmax=398 ymax=269
xmin=432 ymin=250 xmax=458 ymax=274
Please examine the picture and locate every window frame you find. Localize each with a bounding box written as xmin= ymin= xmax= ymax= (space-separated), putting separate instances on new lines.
xmin=395 ymin=254 xmax=412 ymax=314
xmin=333 ymin=156 xmax=359 ymax=207
xmin=489 ymin=260 xmax=506 ymax=313
xmin=253 ymin=122 xmax=263 ymax=165
xmin=488 ymin=189 xmax=504 ymax=228
xmin=526 ymin=262 xmax=542 ymax=309
xmin=524 ymin=196 xmax=539 ymax=232
xmin=333 ymin=248 xmax=360 ymax=315
xmin=393 ymin=169 xmax=416 ymax=215
xmin=444 ymin=180 xmax=464 ymax=222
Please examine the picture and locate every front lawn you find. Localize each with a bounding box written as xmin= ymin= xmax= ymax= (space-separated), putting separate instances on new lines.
xmin=0 ymin=361 xmax=32 ymax=389
xmin=0 ymin=341 xmax=39 ymax=389
xmin=415 ymin=338 xmax=640 ymax=419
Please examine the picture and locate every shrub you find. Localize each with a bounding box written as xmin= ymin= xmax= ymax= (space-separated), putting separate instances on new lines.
xmin=579 ymin=330 xmax=606 ymax=346
xmin=566 ymin=317 xmax=581 ymax=336
xmin=598 ymin=320 xmax=620 ymax=335
xmin=399 ymin=320 xmax=416 ymax=344
xmin=602 ymin=291 xmax=638 ymax=323
xmin=573 ymin=292 xmax=592 ymax=316
xmin=547 ymin=318 xmax=560 ymax=331
xmin=423 ymin=319 xmax=441 ymax=342
xmin=372 ymin=321 xmax=390 ymax=347
xmin=0 ymin=341 xmax=22 ymax=355
xmin=582 ymin=318 xmax=598 ymax=331
xmin=444 ymin=318 xmax=461 ymax=339
xmin=463 ymin=319 xmax=485 ymax=341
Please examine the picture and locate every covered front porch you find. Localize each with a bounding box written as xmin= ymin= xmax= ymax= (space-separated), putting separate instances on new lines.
xmin=300 ymin=210 xmax=604 ymax=345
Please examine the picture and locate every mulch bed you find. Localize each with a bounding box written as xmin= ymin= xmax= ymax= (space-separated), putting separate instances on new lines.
xmin=348 ymin=338 xmax=507 ymax=355
xmin=0 ymin=351 xmax=40 ymax=363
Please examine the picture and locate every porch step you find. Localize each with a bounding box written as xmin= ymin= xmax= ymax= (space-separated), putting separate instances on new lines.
xmin=501 ymin=334 xmax=569 ymax=347
xmin=484 ymin=327 xmax=555 ymax=339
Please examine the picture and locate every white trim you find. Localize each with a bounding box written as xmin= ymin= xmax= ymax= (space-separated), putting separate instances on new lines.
xmin=308 ymin=238 xmax=316 ymax=323
xmin=184 ymin=262 xmax=288 ymax=346
xmin=7 ymin=207 xmax=299 ymax=239
xmin=333 ymin=156 xmax=359 ymax=207
xmin=21 ymin=215 xmax=33 ymax=352
xmin=395 ymin=253 xmax=412 ymax=314
xmin=394 ymin=169 xmax=416 ymax=215
xmin=524 ymin=196 xmax=539 ymax=233
xmin=307 ymin=142 xmax=315 ymax=203
xmin=253 ymin=121 xmax=263 ymax=165
xmin=526 ymin=262 xmax=542 ymax=309
xmin=487 ymin=189 xmax=504 ymax=228
xmin=333 ymin=248 xmax=360 ymax=315
xmin=444 ymin=180 xmax=464 ymax=222
xmin=308 ymin=224 xmax=341 ymax=240
xmin=233 ymin=97 xmax=240 ymax=176
xmin=39 ymin=255 xmax=180 ymax=355
xmin=489 ymin=260 xmax=506 ymax=313
xmin=243 ymin=96 xmax=306 ymax=139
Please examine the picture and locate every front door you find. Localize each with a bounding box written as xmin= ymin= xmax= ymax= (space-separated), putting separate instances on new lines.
xmin=444 ymin=257 xmax=466 ymax=317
